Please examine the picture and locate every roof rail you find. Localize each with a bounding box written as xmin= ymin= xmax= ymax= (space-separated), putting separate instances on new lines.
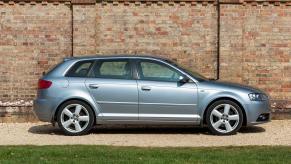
xmin=63 ymin=57 xmax=74 ymax=61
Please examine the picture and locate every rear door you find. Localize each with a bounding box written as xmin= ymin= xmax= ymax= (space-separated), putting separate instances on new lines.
xmin=85 ymin=59 xmax=138 ymax=121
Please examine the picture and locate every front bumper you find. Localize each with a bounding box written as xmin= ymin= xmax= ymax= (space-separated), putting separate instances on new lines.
xmin=244 ymin=100 xmax=271 ymax=125
xmin=33 ymin=99 xmax=56 ymax=122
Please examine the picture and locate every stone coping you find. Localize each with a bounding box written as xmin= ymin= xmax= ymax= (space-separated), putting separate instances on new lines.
xmin=0 ymin=0 xmax=291 ymax=5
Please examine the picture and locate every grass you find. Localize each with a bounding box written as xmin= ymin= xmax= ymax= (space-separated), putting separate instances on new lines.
xmin=0 ymin=146 xmax=290 ymax=164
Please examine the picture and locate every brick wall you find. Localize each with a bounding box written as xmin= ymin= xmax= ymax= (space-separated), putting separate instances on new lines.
xmin=0 ymin=1 xmax=71 ymax=121
xmin=73 ymin=4 xmax=97 ymax=55
xmin=220 ymin=1 xmax=291 ymax=113
xmin=220 ymin=2 xmax=291 ymax=100
xmin=0 ymin=0 xmax=290 ymax=122
xmin=93 ymin=1 xmax=218 ymax=78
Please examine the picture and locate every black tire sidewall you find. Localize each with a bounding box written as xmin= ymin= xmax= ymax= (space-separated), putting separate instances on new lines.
xmin=206 ymin=100 xmax=243 ymax=135
xmin=57 ymin=100 xmax=95 ymax=136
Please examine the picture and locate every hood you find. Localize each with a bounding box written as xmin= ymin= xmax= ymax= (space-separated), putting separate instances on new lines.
xmin=199 ymin=80 xmax=264 ymax=93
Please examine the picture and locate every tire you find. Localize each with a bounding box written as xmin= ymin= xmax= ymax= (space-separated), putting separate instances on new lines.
xmin=57 ymin=100 xmax=94 ymax=136
xmin=206 ymin=100 xmax=243 ymax=135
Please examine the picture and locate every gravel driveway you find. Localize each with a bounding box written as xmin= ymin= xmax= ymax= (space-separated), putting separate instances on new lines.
xmin=0 ymin=120 xmax=290 ymax=147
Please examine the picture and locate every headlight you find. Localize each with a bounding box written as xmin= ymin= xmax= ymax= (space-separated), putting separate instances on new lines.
xmin=248 ymin=93 xmax=268 ymax=101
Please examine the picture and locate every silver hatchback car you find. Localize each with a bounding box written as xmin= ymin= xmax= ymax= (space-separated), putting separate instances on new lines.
xmin=34 ymin=55 xmax=271 ymax=135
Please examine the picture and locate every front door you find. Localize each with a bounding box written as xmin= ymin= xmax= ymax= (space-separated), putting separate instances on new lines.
xmin=136 ymin=59 xmax=198 ymax=122
xmin=85 ymin=59 xmax=138 ymax=121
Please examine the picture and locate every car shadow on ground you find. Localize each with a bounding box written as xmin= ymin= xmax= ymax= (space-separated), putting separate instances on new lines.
xmin=28 ymin=124 xmax=266 ymax=136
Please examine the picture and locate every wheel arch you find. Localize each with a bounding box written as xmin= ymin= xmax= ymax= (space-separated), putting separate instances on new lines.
xmin=53 ymin=98 xmax=97 ymax=124
xmin=202 ymin=97 xmax=247 ymax=126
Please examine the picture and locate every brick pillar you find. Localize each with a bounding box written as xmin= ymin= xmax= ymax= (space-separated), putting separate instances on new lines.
xmin=72 ymin=0 xmax=97 ymax=56
xmin=219 ymin=2 xmax=244 ymax=83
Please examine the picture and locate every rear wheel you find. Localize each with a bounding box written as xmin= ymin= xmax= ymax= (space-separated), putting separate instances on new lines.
xmin=57 ymin=100 xmax=94 ymax=136
xmin=206 ymin=100 xmax=243 ymax=135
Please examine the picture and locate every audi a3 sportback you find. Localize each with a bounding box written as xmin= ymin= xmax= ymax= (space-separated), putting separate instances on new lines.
xmin=34 ymin=55 xmax=271 ymax=136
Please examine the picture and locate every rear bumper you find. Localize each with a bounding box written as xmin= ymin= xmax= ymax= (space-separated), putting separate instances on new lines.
xmin=245 ymin=101 xmax=271 ymax=126
xmin=33 ymin=99 xmax=56 ymax=122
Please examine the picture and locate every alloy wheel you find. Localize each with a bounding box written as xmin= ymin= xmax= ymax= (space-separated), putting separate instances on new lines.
xmin=210 ymin=104 xmax=240 ymax=133
xmin=60 ymin=104 xmax=90 ymax=133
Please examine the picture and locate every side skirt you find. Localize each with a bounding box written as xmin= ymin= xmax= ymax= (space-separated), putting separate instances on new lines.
xmin=96 ymin=113 xmax=201 ymax=125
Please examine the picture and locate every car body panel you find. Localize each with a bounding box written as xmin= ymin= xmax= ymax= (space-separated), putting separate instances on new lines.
xmin=85 ymin=78 xmax=139 ymax=121
xmin=137 ymin=80 xmax=199 ymax=121
xmin=33 ymin=55 xmax=271 ymax=127
xmin=196 ymin=80 xmax=271 ymax=125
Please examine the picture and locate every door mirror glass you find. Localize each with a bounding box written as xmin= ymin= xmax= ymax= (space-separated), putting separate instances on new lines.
xmin=179 ymin=76 xmax=190 ymax=84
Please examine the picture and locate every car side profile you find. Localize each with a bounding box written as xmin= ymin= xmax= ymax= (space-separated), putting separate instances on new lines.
xmin=33 ymin=55 xmax=271 ymax=135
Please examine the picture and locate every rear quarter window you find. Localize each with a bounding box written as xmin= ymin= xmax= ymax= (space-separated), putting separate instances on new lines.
xmin=44 ymin=61 xmax=64 ymax=76
xmin=66 ymin=60 xmax=94 ymax=77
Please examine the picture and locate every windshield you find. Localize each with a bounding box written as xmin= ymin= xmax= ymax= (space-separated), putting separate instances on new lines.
xmin=165 ymin=60 xmax=208 ymax=81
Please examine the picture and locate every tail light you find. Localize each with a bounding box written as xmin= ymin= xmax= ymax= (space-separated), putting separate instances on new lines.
xmin=38 ymin=79 xmax=52 ymax=89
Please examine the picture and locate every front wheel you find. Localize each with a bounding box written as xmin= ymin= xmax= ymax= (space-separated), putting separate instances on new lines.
xmin=206 ymin=100 xmax=243 ymax=135
xmin=57 ymin=100 xmax=94 ymax=136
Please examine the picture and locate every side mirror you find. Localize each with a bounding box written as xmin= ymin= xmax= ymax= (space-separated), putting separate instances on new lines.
xmin=178 ymin=76 xmax=189 ymax=84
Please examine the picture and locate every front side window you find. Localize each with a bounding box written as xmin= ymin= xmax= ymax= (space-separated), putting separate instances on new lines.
xmin=138 ymin=60 xmax=182 ymax=82
xmin=165 ymin=59 xmax=207 ymax=81
xmin=66 ymin=60 xmax=93 ymax=77
xmin=92 ymin=60 xmax=132 ymax=79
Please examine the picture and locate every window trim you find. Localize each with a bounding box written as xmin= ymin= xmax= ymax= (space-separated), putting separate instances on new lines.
xmin=135 ymin=59 xmax=184 ymax=82
xmin=88 ymin=59 xmax=134 ymax=80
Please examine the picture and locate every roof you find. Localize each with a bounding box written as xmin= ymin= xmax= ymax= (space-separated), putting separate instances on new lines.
xmin=64 ymin=54 xmax=169 ymax=61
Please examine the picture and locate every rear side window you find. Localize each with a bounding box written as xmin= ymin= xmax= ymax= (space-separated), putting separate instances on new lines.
xmin=66 ymin=60 xmax=94 ymax=77
xmin=91 ymin=59 xmax=132 ymax=79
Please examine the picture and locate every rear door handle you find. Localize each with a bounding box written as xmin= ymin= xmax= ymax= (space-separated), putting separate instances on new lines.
xmin=141 ymin=86 xmax=151 ymax=91
xmin=89 ymin=84 xmax=99 ymax=89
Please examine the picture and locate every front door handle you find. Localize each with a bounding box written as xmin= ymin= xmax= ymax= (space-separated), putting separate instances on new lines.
xmin=89 ymin=84 xmax=99 ymax=89
xmin=141 ymin=86 xmax=151 ymax=91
